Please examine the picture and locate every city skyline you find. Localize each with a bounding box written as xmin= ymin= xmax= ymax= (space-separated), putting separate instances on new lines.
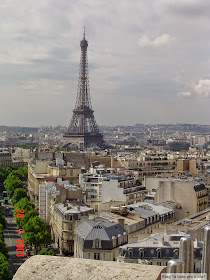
xmin=0 ymin=0 xmax=210 ymax=126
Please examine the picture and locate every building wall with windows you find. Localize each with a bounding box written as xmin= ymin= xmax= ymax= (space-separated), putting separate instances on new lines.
xmin=28 ymin=160 xmax=81 ymax=207
xmin=51 ymin=203 xmax=94 ymax=254
xmin=144 ymin=178 xmax=208 ymax=215
xmin=74 ymin=219 xmax=128 ymax=261
xmin=119 ymin=230 xmax=203 ymax=272
xmin=0 ymin=151 xmax=12 ymax=168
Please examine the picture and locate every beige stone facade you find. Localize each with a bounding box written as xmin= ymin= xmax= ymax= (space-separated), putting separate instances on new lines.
xmin=0 ymin=151 xmax=12 ymax=168
xmin=50 ymin=203 xmax=94 ymax=254
xmin=28 ymin=160 xmax=81 ymax=207
xmin=144 ymin=178 xmax=208 ymax=215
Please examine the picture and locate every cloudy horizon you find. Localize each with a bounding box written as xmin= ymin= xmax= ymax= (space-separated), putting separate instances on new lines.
xmin=0 ymin=0 xmax=209 ymax=127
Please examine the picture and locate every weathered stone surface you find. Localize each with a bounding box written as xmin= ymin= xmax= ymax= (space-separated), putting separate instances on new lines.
xmin=13 ymin=256 xmax=166 ymax=280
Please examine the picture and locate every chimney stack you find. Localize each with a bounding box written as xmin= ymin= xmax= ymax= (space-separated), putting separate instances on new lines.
xmin=201 ymin=225 xmax=210 ymax=278
xmin=167 ymin=259 xmax=185 ymax=273
xmin=179 ymin=236 xmax=194 ymax=273
xmin=118 ymin=218 xmax=125 ymax=229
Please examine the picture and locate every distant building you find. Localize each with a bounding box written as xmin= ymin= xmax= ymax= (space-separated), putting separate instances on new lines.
xmin=0 ymin=151 xmax=12 ymax=168
xmin=173 ymin=207 xmax=210 ymax=241
xmin=119 ymin=230 xmax=203 ymax=272
xmin=126 ymin=202 xmax=175 ymax=235
xmin=28 ymin=160 xmax=82 ymax=207
xmin=74 ymin=219 xmax=127 ymax=261
xmin=0 ymin=150 xmax=26 ymax=169
xmin=51 ymin=202 xmax=94 ymax=254
xmin=175 ymin=159 xmax=198 ymax=175
xmin=144 ymin=177 xmax=208 ymax=215
xmin=38 ymin=179 xmax=86 ymax=223
xmin=80 ymin=173 xmax=145 ymax=212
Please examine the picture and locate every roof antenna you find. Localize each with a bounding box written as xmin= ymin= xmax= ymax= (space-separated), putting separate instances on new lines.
xmin=84 ymin=26 xmax=85 ymax=39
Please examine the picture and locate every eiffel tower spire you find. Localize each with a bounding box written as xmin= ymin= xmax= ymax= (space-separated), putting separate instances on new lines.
xmin=61 ymin=29 xmax=107 ymax=149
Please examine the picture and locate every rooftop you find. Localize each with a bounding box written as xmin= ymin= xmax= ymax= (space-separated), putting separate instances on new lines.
xmin=75 ymin=219 xmax=126 ymax=241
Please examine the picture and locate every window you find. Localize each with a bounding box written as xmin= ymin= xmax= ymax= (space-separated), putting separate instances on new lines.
xmin=94 ymin=253 xmax=100 ymax=260
xmin=157 ymin=249 xmax=161 ymax=258
xmin=95 ymin=241 xmax=100 ymax=248
xmin=69 ymin=224 xmax=72 ymax=230
xmin=128 ymin=248 xmax=133 ymax=258
xmin=139 ymin=249 xmax=144 ymax=258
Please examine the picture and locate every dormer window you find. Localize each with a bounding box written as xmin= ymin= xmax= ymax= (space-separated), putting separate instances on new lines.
xmin=128 ymin=248 xmax=133 ymax=258
xmin=173 ymin=249 xmax=179 ymax=258
xmin=156 ymin=248 xmax=161 ymax=258
xmin=139 ymin=248 xmax=144 ymax=258
xmin=93 ymin=238 xmax=101 ymax=249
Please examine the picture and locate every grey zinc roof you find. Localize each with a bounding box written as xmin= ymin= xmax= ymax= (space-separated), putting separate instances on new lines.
xmin=127 ymin=206 xmax=158 ymax=219
xmin=75 ymin=220 xmax=126 ymax=241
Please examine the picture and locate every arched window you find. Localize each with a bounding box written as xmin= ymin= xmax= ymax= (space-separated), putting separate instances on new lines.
xmin=128 ymin=248 xmax=133 ymax=258
xmin=156 ymin=248 xmax=161 ymax=258
xmin=139 ymin=248 xmax=144 ymax=258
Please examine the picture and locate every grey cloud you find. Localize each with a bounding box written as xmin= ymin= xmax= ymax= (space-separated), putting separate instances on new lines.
xmin=0 ymin=0 xmax=209 ymax=126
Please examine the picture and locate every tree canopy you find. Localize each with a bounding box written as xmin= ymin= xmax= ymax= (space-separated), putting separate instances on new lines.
xmin=14 ymin=197 xmax=35 ymax=227
xmin=11 ymin=188 xmax=28 ymax=206
xmin=4 ymin=174 xmax=23 ymax=197
xmin=0 ymin=253 xmax=12 ymax=280
xmin=38 ymin=249 xmax=55 ymax=256
xmin=0 ymin=239 xmax=9 ymax=259
xmin=18 ymin=209 xmax=39 ymax=229
xmin=23 ymin=216 xmax=51 ymax=252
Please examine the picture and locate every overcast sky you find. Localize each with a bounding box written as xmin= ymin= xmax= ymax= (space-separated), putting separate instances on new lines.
xmin=0 ymin=0 xmax=210 ymax=127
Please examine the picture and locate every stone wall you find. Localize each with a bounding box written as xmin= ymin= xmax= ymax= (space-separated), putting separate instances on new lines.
xmin=13 ymin=255 xmax=166 ymax=280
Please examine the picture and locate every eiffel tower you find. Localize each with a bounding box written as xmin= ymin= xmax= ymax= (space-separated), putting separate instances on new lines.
xmin=61 ymin=29 xmax=107 ymax=149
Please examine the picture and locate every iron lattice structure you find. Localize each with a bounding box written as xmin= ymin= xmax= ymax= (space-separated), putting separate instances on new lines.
xmin=61 ymin=30 xmax=107 ymax=149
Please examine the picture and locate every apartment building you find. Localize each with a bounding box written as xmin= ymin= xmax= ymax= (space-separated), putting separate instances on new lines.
xmin=28 ymin=160 xmax=81 ymax=206
xmin=51 ymin=202 xmax=94 ymax=254
xmin=126 ymin=203 xmax=175 ymax=235
xmin=39 ymin=179 xmax=86 ymax=223
xmin=144 ymin=177 xmax=208 ymax=215
xmin=173 ymin=207 xmax=210 ymax=241
xmin=74 ymin=219 xmax=128 ymax=261
xmin=80 ymin=173 xmax=145 ymax=212
xmin=119 ymin=231 xmax=203 ymax=272
xmin=0 ymin=151 xmax=12 ymax=168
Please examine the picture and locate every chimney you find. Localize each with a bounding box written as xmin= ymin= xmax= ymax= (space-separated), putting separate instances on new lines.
xmin=118 ymin=218 xmax=125 ymax=229
xmin=179 ymin=236 xmax=194 ymax=273
xmin=162 ymin=236 xmax=164 ymax=246
xmin=201 ymin=225 xmax=210 ymax=277
xmin=167 ymin=259 xmax=184 ymax=273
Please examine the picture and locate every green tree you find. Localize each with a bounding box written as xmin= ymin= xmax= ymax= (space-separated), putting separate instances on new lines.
xmin=0 ymin=212 xmax=6 ymax=229
xmin=0 ymin=223 xmax=4 ymax=241
xmin=23 ymin=216 xmax=51 ymax=254
xmin=18 ymin=209 xmax=38 ymax=229
xmin=0 ymin=239 xmax=9 ymax=259
xmin=4 ymin=175 xmax=23 ymax=197
xmin=38 ymin=249 xmax=55 ymax=256
xmin=0 ymin=252 xmax=12 ymax=280
xmin=0 ymin=171 xmax=5 ymax=184
xmin=11 ymin=188 xmax=28 ymax=206
xmin=14 ymin=197 xmax=35 ymax=227
xmin=10 ymin=167 xmax=28 ymax=182
xmin=2 ymin=166 xmax=14 ymax=178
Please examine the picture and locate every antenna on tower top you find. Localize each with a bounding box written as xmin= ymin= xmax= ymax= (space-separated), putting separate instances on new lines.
xmin=83 ymin=27 xmax=85 ymax=39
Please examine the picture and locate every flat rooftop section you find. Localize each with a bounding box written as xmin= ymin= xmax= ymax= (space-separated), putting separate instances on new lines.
xmin=13 ymin=255 xmax=166 ymax=280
